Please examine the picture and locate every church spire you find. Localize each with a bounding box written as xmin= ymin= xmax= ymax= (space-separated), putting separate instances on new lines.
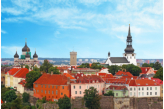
xmin=128 ymin=24 xmax=131 ymax=37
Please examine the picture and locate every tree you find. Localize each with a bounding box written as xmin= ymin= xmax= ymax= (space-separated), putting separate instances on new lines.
xmin=78 ymin=63 xmax=90 ymax=68
xmin=25 ymin=65 xmax=29 ymax=69
xmin=104 ymin=90 xmax=114 ymax=96
xmin=57 ymin=95 xmax=71 ymax=109
xmin=121 ymin=65 xmax=127 ymax=72
xmin=22 ymin=92 xmax=29 ymax=103
xmin=154 ymin=62 xmax=162 ymax=70
xmin=33 ymin=67 xmax=40 ymax=72
xmin=90 ymin=63 xmax=103 ymax=70
xmin=153 ymin=67 xmax=163 ymax=80
xmin=48 ymin=66 xmax=60 ymax=74
xmin=108 ymin=65 xmax=120 ymax=75
xmin=83 ymin=87 xmax=101 ymax=109
xmin=10 ymin=96 xmax=22 ymax=109
xmin=126 ymin=64 xmax=141 ymax=76
xmin=4 ymin=90 xmax=17 ymax=103
xmin=150 ymin=63 xmax=155 ymax=68
xmin=40 ymin=59 xmax=53 ymax=72
xmin=25 ymin=71 xmax=42 ymax=88
xmin=142 ymin=63 xmax=151 ymax=67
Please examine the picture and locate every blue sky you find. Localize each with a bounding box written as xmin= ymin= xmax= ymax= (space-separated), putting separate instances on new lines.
xmin=1 ymin=0 xmax=163 ymax=59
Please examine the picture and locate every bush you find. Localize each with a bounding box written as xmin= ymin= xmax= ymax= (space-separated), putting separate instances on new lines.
xmin=22 ymin=92 xmax=30 ymax=103
xmin=104 ymin=91 xmax=114 ymax=96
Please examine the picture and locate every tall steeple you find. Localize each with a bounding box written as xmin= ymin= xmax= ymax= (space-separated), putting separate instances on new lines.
xmin=124 ymin=24 xmax=134 ymax=54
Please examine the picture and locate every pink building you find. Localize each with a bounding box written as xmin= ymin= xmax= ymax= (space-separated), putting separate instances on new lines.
xmin=71 ymin=75 xmax=105 ymax=99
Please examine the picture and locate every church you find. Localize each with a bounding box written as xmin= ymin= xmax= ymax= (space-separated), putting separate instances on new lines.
xmin=105 ymin=24 xmax=137 ymax=66
xmin=14 ymin=41 xmax=39 ymax=67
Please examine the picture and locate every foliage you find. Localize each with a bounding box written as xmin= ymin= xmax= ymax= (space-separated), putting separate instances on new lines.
xmin=142 ymin=63 xmax=151 ymax=67
xmin=40 ymin=59 xmax=53 ymax=73
xmin=121 ymin=65 xmax=127 ymax=71
xmin=33 ymin=67 xmax=40 ymax=72
xmin=42 ymin=97 xmax=46 ymax=103
xmin=57 ymin=94 xmax=71 ymax=109
xmin=10 ymin=96 xmax=22 ymax=109
xmin=126 ymin=64 xmax=141 ymax=76
xmin=78 ymin=63 xmax=90 ymax=68
xmin=22 ymin=92 xmax=30 ymax=103
xmin=1 ymin=84 xmax=5 ymax=88
xmin=25 ymin=65 xmax=29 ymax=69
xmin=48 ymin=66 xmax=61 ymax=74
xmin=1 ymin=102 xmax=12 ymax=109
xmin=25 ymin=71 xmax=42 ymax=88
xmin=1 ymin=87 xmax=10 ymax=101
xmin=108 ymin=65 xmax=120 ymax=75
xmin=153 ymin=67 xmax=163 ymax=80
xmin=104 ymin=90 xmax=114 ymax=96
xmin=4 ymin=90 xmax=17 ymax=103
xmin=90 ymin=63 xmax=103 ymax=70
xmin=83 ymin=87 xmax=101 ymax=109
xmin=154 ymin=62 xmax=162 ymax=70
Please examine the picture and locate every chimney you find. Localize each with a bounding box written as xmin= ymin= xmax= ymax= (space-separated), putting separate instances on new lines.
xmin=51 ymin=71 xmax=53 ymax=75
xmin=67 ymin=77 xmax=70 ymax=85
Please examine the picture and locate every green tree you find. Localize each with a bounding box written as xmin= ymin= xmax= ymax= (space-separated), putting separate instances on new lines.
xmin=33 ymin=67 xmax=40 ymax=72
xmin=78 ymin=63 xmax=90 ymax=68
xmin=108 ymin=65 xmax=120 ymax=75
xmin=1 ymin=87 xmax=10 ymax=101
xmin=25 ymin=65 xmax=29 ymax=69
xmin=84 ymin=87 xmax=101 ymax=109
xmin=142 ymin=63 xmax=151 ymax=67
xmin=153 ymin=67 xmax=163 ymax=80
xmin=48 ymin=66 xmax=60 ymax=74
xmin=22 ymin=92 xmax=29 ymax=103
xmin=126 ymin=64 xmax=141 ymax=76
xmin=10 ymin=96 xmax=22 ymax=109
xmin=90 ymin=63 xmax=103 ymax=70
xmin=40 ymin=59 xmax=53 ymax=72
xmin=154 ymin=62 xmax=162 ymax=70
xmin=150 ymin=63 xmax=155 ymax=68
xmin=25 ymin=71 xmax=42 ymax=88
xmin=104 ymin=90 xmax=114 ymax=96
xmin=57 ymin=95 xmax=71 ymax=109
xmin=4 ymin=90 xmax=17 ymax=103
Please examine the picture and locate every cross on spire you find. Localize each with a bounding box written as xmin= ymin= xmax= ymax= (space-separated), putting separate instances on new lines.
xmin=25 ymin=38 xmax=27 ymax=43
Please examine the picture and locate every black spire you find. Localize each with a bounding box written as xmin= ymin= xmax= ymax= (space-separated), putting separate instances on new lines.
xmin=25 ymin=52 xmax=30 ymax=58
xmin=22 ymin=42 xmax=30 ymax=52
xmin=124 ymin=24 xmax=134 ymax=54
xmin=33 ymin=51 xmax=38 ymax=58
xmin=14 ymin=51 xmax=19 ymax=58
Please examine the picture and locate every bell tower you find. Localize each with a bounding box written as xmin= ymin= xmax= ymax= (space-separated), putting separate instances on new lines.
xmin=123 ymin=24 xmax=137 ymax=65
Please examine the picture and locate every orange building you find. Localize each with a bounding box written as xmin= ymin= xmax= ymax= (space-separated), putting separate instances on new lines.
xmin=33 ymin=73 xmax=71 ymax=101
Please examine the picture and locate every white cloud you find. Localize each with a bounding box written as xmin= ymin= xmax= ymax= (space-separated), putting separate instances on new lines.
xmin=1 ymin=46 xmax=22 ymax=56
xmin=1 ymin=7 xmax=22 ymax=15
xmin=78 ymin=0 xmax=108 ymax=6
xmin=1 ymin=30 xmax=7 ymax=34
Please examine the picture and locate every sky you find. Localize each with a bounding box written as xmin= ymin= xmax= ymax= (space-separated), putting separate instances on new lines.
xmin=1 ymin=0 xmax=163 ymax=59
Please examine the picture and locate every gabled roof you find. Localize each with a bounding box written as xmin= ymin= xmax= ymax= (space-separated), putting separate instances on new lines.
xmin=115 ymin=71 xmax=133 ymax=76
xmin=139 ymin=74 xmax=155 ymax=78
xmin=129 ymin=79 xmax=160 ymax=86
xmin=110 ymin=57 xmax=129 ymax=63
xmin=18 ymin=80 xmax=26 ymax=87
xmin=104 ymin=78 xmax=130 ymax=84
xmin=5 ymin=68 xmax=21 ymax=75
xmin=120 ymin=76 xmax=138 ymax=80
xmin=151 ymin=78 xmax=163 ymax=85
xmin=34 ymin=73 xmax=68 ymax=85
xmin=63 ymin=73 xmax=76 ymax=80
xmin=13 ymin=68 xmax=29 ymax=78
xmin=74 ymin=75 xmax=104 ymax=83
xmin=140 ymin=67 xmax=151 ymax=74
xmin=107 ymin=85 xmax=128 ymax=90
xmin=98 ymin=73 xmax=113 ymax=78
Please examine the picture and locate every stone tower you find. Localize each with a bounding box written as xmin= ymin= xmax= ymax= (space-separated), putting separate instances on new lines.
xmin=70 ymin=51 xmax=77 ymax=65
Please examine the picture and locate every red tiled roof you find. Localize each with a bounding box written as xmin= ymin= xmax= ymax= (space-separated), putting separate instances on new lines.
xmin=115 ymin=71 xmax=133 ymax=76
xmin=34 ymin=73 xmax=68 ymax=85
xmin=154 ymin=70 xmax=157 ymax=74
xmin=63 ymin=73 xmax=76 ymax=80
xmin=98 ymin=73 xmax=113 ymax=78
xmin=18 ymin=80 xmax=26 ymax=87
xmin=151 ymin=78 xmax=163 ymax=85
xmin=74 ymin=75 xmax=104 ymax=83
xmin=140 ymin=67 xmax=151 ymax=74
xmin=129 ymin=79 xmax=160 ymax=86
xmin=5 ymin=68 xmax=21 ymax=75
xmin=103 ymin=78 xmax=131 ymax=84
xmin=33 ymin=94 xmax=42 ymax=99
xmin=108 ymin=85 xmax=128 ymax=90
xmin=120 ymin=76 xmax=138 ymax=80
xmin=13 ymin=68 xmax=29 ymax=78
xmin=73 ymin=68 xmax=95 ymax=70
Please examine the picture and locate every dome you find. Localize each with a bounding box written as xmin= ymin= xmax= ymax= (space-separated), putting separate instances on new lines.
xmin=22 ymin=43 xmax=30 ymax=52
xmin=14 ymin=51 xmax=19 ymax=58
xmin=33 ymin=51 xmax=38 ymax=58
xmin=25 ymin=52 xmax=30 ymax=58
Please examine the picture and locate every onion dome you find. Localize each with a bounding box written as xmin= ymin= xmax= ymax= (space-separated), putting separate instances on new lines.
xmin=22 ymin=42 xmax=30 ymax=52
xmin=25 ymin=52 xmax=30 ymax=58
xmin=14 ymin=51 xmax=19 ymax=58
xmin=33 ymin=51 xmax=38 ymax=58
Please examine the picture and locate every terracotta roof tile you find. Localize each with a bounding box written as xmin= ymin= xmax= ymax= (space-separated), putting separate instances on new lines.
xmin=108 ymin=85 xmax=128 ymax=90
xmin=140 ymin=67 xmax=151 ymax=74
xmin=13 ymin=68 xmax=29 ymax=78
xmin=63 ymin=73 xmax=76 ymax=80
xmin=129 ymin=79 xmax=160 ymax=86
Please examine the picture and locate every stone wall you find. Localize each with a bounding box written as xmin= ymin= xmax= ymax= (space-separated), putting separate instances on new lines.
xmin=114 ymin=97 xmax=130 ymax=109
xmin=100 ymin=96 xmax=114 ymax=109
xmin=36 ymin=102 xmax=59 ymax=109
xmin=24 ymin=89 xmax=34 ymax=96
xmin=29 ymin=95 xmax=38 ymax=106
xmin=71 ymin=97 xmax=86 ymax=109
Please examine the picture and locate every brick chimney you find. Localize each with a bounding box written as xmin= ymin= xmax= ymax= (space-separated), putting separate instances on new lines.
xmin=51 ymin=71 xmax=53 ymax=75
xmin=67 ymin=77 xmax=70 ymax=85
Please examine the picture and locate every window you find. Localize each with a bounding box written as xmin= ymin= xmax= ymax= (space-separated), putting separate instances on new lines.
xmin=116 ymin=93 xmax=118 ymax=96
xmin=75 ymin=91 xmax=77 ymax=94
xmin=80 ymin=91 xmax=81 ymax=94
xmin=155 ymin=87 xmax=157 ymax=90
xmin=147 ymin=92 xmax=149 ymax=95
xmin=139 ymin=92 xmax=140 ymax=96
xmin=138 ymin=87 xmax=140 ymax=90
xmin=56 ymin=90 xmax=58 ymax=95
xmin=56 ymin=86 xmax=58 ymax=89
xmin=52 ymin=91 xmax=54 ymax=94
xmin=49 ymin=85 xmax=50 ymax=88
xmin=45 ymin=90 xmax=46 ymax=94
xmin=150 ymin=87 xmax=152 ymax=90
xmin=35 ymin=84 xmax=38 ymax=87
xmin=142 ymin=92 xmax=144 ymax=96
xmin=147 ymin=87 xmax=149 ymax=90
xmin=74 ymin=86 xmax=75 ymax=89
xmin=48 ymin=91 xmax=50 ymax=94
xmin=155 ymin=92 xmax=157 ymax=95
xmin=45 ymin=85 xmax=46 ymax=88
xmin=41 ymin=85 xmax=43 ymax=88
xmin=61 ymin=93 xmax=63 ymax=95
xmin=41 ymin=90 xmax=43 ymax=93
xmin=37 ymin=90 xmax=39 ymax=92
xmin=142 ymin=87 xmax=144 ymax=90
xmin=130 ymin=88 xmax=132 ymax=91
xmin=79 ymin=86 xmax=81 ymax=89
xmin=150 ymin=92 xmax=152 ymax=95
xmin=52 ymin=86 xmax=54 ymax=88
xmin=134 ymin=88 xmax=136 ymax=91
xmin=62 ymin=86 xmax=64 ymax=89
